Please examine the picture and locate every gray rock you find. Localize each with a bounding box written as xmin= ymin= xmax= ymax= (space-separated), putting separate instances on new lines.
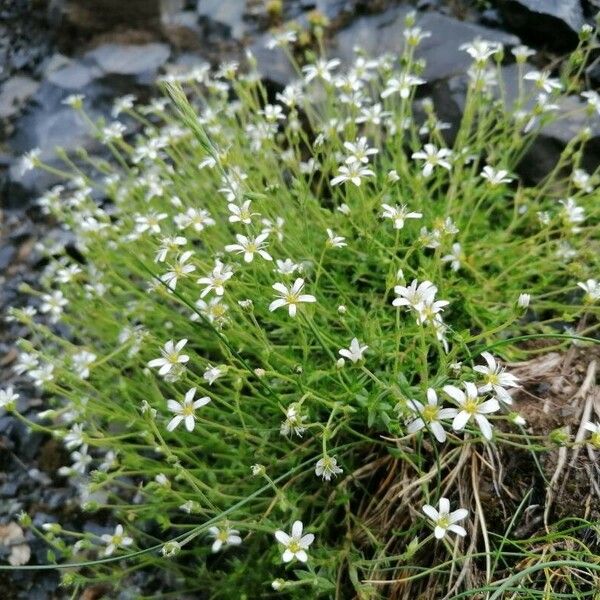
xmin=0 ymin=77 xmax=40 ymax=119
xmin=46 ymin=60 xmax=102 ymax=90
xmin=197 ymin=0 xmax=246 ymax=39
xmin=498 ymin=0 xmax=585 ymax=49
xmin=251 ymin=6 xmax=521 ymax=90
xmin=85 ymin=43 xmax=171 ymax=77
xmin=333 ymin=7 xmax=520 ymax=81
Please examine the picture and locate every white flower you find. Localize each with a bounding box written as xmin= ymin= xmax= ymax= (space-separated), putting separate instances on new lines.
xmin=72 ymin=351 xmax=96 ymax=379
xmin=330 ymin=163 xmax=374 ymax=186
xmin=197 ymin=260 xmax=234 ymax=297
xmin=101 ymin=524 xmax=133 ymax=556
xmin=480 ymin=166 xmax=513 ymax=186
xmin=422 ymin=498 xmax=468 ymax=540
xmin=393 ymin=279 xmax=437 ymax=310
xmin=326 ymin=228 xmax=346 ymax=248
xmin=275 ymin=258 xmax=301 ymax=275
xmin=134 ymin=211 xmax=167 ymax=234
xmin=208 ymin=525 xmax=242 ymax=553
xmin=0 ymin=386 xmax=19 ymax=411
xmin=381 ymin=73 xmax=425 ymax=99
xmin=459 ymin=39 xmax=502 ymax=64
xmin=338 ymin=338 xmax=368 ymax=363
xmin=406 ymin=388 xmax=457 ymax=443
xmin=148 ymin=339 xmax=190 ymax=377
xmin=403 ymin=26 xmax=431 ymax=46
xmin=584 ymin=422 xmax=600 ymax=446
xmin=572 ymin=168 xmax=593 ymax=192
xmin=269 ymin=278 xmax=316 ymax=317
xmin=266 ymin=29 xmax=297 ymax=49
xmin=578 ymin=279 xmax=600 ymax=303
xmin=40 ymin=290 xmax=68 ymax=322
xmin=443 ymin=382 xmax=500 ymax=440
xmin=280 ymin=403 xmax=307 ymax=437
xmin=112 ymin=94 xmax=136 ymax=117
xmin=473 ymin=352 xmax=519 ymax=404
xmin=315 ymin=456 xmax=343 ymax=481
xmin=582 ymin=91 xmax=600 ymax=115
xmin=203 ymin=365 xmax=224 ymax=385
xmin=302 ymin=58 xmax=340 ymax=83
xmin=274 ymin=521 xmax=314 ymax=563
xmin=411 ymin=144 xmax=452 ymax=177
xmin=160 ymin=251 xmax=196 ymax=290
xmin=518 ymin=293 xmax=531 ymax=308
xmin=343 ymin=137 xmax=378 ymax=164
xmin=174 ymin=207 xmax=215 ymax=232
xmin=261 ymin=217 xmax=285 ymax=241
xmin=225 ymin=233 xmax=272 ymax=263
xmin=20 ymin=149 xmax=41 ymax=174
xmin=155 ymin=236 xmax=187 ymax=263
xmin=559 ymin=198 xmax=585 ymax=229
xmin=441 ymin=243 xmax=463 ymax=272
xmin=511 ymin=45 xmax=535 ymax=63
xmin=62 ymin=94 xmax=85 ymax=108
xmin=228 ymin=200 xmax=257 ymax=224
xmin=381 ymin=203 xmax=422 ymax=229
xmin=524 ymin=70 xmax=562 ymax=93
xmin=166 ymin=387 xmax=211 ymax=432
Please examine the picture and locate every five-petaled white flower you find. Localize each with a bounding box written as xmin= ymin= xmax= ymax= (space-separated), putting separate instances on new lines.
xmin=197 ymin=260 xmax=234 ymax=297
xmin=225 ymin=233 xmax=272 ymax=263
xmin=274 ymin=521 xmax=314 ymax=563
xmin=411 ymin=144 xmax=452 ymax=178
xmin=381 ymin=73 xmax=425 ymax=99
xmin=338 ymin=337 xmax=368 ymax=363
xmin=326 ymin=228 xmax=347 ymax=248
xmin=330 ymin=163 xmax=374 ymax=186
xmin=166 ymin=387 xmax=211 ymax=432
xmin=473 ymin=352 xmax=519 ymax=404
xmin=269 ymin=278 xmax=316 ymax=317
xmin=228 ymin=200 xmax=257 ymax=224
xmin=406 ymin=388 xmax=458 ymax=443
xmin=101 ymin=524 xmax=133 ymax=556
xmin=208 ymin=525 xmax=242 ymax=553
xmin=148 ymin=339 xmax=190 ymax=376
xmin=422 ymin=497 xmax=468 ymax=540
xmin=524 ymin=70 xmax=562 ymax=93
xmin=161 ymin=251 xmax=196 ymax=290
xmin=381 ymin=203 xmax=422 ymax=229
xmin=315 ymin=456 xmax=343 ymax=481
xmin=443 ymin=382 xmax=500 ymax=440
xmin=441 ymin=243 xmax=463 ymax=272
xmin=480 ymin=166 xmax=513 ymax=186
xmin=343 ymin=137 xmax=378 ymax=164
xmin=302 ymin=58 xmax=340 ymax=83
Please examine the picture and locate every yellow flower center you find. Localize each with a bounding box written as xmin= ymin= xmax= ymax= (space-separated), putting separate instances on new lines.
xmin=463 ymin=399 xmax=479 ymax=415
xmin=288 ymin=540 xmax=301 ymax=553
xmin=422 ymin=405 xmax=439 ymax=422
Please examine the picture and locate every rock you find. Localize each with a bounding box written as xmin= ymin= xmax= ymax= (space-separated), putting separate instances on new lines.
xmin=197 ymin=0 xmax=247 ymax=40
xmin=497 ymin=0 xmax=586 ymax=50
xmin=333 ymin=7 xmax=520 ymax=82
xmin=85 ymin=43 xmax=171 ymax=78
xmin=61 ymin=0 xmax=162 ymax=34
xmin=46 ymin=60 xmax=102 ymax=90
xmin=522 ymin=96 xmax=600 ymax=182
xmin=251 ymin=6 xmax=520 ymax=91
xmin=0 ymin=77 xmax=40 ymax=119
xmin=0 ymin=244 xmax=16 ymax=271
